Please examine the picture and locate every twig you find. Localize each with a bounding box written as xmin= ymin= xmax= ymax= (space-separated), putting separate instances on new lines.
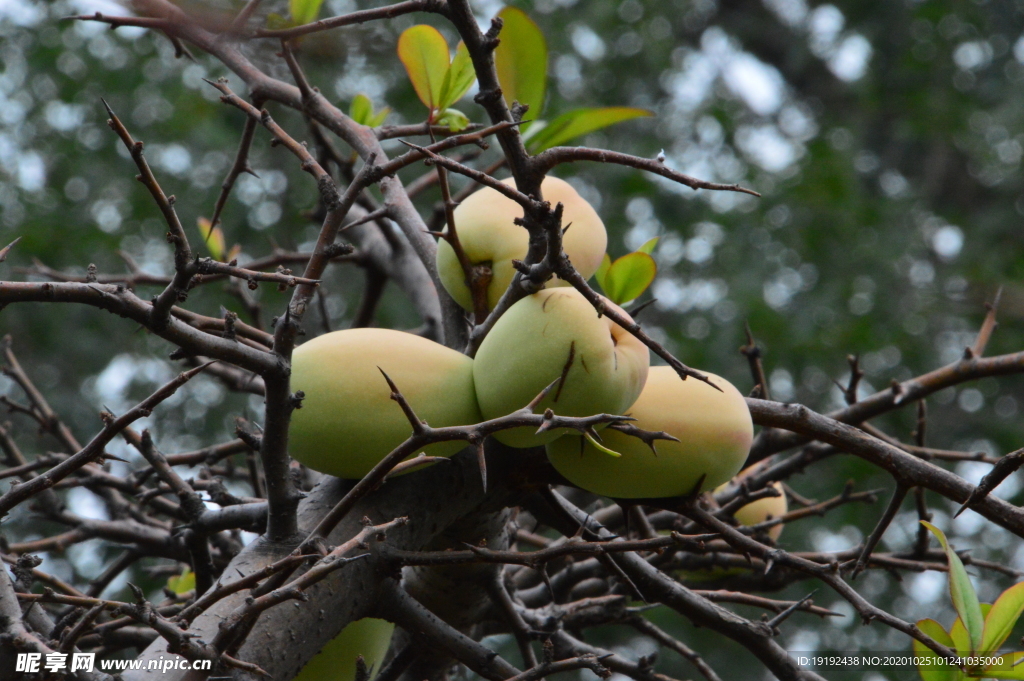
xmin=0 ymin=236 xmax=21 ymax=263
xmin=503 ymin=654 xmax=612 ymax=681
xmin=207 ymin=79 xmax=342 ymax=210
xmin=0 ymin=363 xmax=214 ymax=518
xmin=629 ymin=615 xmax=723 ymax=681
xmin=968 ymin=286 xmax=1002 ymax=358
xmin=134 ymin=430 xmax=215 ymax=594
xmin=372 ymin=578 xmax=522 ymax=681
xmin=252 ymin=0 xmax=439 ymax=39
xmin=764 ymin=591 xmax=818 ymax=630
xmin=384 ymin=532 xmax=712 ymax=568
xmin=954 ymin=448 xmax=1024 ymax=518
xmin=212 ymin=519 xmax=403 ymax=650
xmin=681 ymin=499 xmax=959 ymax=664
xmin=849 ymin=484 xmax=908 ymax=578
xmin=195 ymin=257 xmax=322 ymax=288
xmin=533 ymin=146 xmax=760 ymax=196
xmin=431 ymin=132 xmax=490 ymax=323
xmin=740 ymin=323 xmax=771 ymax=399
xmin=209 ymin=108 xmax=261 ymax=229
xmin=487 ymin=573 xmax=539 ymax=668
xmin=102 ymin=100 xmax=193 ymax=329
xmin=750 ymin=348 xmax=1024 ymax=461
xmin=747 ymin=398 xmax=1024 ymax=537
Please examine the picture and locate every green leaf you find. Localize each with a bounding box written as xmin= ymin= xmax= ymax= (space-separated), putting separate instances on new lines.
xmin=603 ymin=252 xmax=657 ymax=305
xmin=918 ymin=618 xmax=957 ymax=648
xmin=349 ymin=94 xmax=373 ymax=126
xmin=494 ymin=7 xmax=547 ymax=131
xmin=438 ymin=42 xmax=476 ymax=112
xmin=435 ymin=108 xmax=470 ymax=132
xmin=197 ymin=218 xmax=224 ymax=262
xmin=594 ymin=253 xmax=611 ymax=291
xmin=983 ymin=582 xmax=1024 ymax=653
xmin=913 ymin=619 xmax=960 ymax=681
xmin=924 ymin=521 xmax=985 ymax=654
xmin=349 ymin=94 xmax=390 ymax=128
xmin=398 ymin=25 xmax=450 ymax=110
xmin=289 ymin=0 xmax=324 ymax=25
xmin=368 ymin=106 xmax=391 ymax=128
xmin=980 ymin=652 xmax=1024 ymax=679
xmin=167 ymin=568 xmax=196 ymax=596
xmin=527 ymin=106 xmax=654 ymax=153
xmin=636 ymin=237 xmax=659 ymax=256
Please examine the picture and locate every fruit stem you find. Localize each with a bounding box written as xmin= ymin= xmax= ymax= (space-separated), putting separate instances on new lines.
xmin=428 ymin=126 xmax=491 ymax=324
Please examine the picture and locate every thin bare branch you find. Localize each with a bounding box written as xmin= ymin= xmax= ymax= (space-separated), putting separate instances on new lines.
xmin=0 ymin=363 xmax=214 ymax=518
xmin=252 ymin=0 xmax=440 ymax=39
xmin=534 ymin=146 xmax=760 ymax=196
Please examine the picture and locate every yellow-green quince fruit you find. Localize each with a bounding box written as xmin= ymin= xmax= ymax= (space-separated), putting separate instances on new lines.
xmin=289 ymin=328 xmax=482 ymax=479
xmin=473 ymin=287 xmax=649 ymax=448
xmin=717 ymin=475 xmax=788 ymax=541
xmin=293 ymin=617 xmax=394 ymax=681
xmin=546 ymin=366 xmax=752 ymax=498
xmin=436 ymin=176 xmax=607 ymax=311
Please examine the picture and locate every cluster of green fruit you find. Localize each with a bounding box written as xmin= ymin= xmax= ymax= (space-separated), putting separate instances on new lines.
xmin=288 ymin=177 xmax=759 ymax=502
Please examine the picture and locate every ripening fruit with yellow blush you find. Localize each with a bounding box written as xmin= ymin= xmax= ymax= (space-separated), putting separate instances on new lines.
xmin=674 ymin=479 xmax=787 ymax=583
xmin=436 ymin=176 xmax=608 ymax=311
xmin=289 ymin=328 xmax=482 ymax=479
xmin=716 ymin=476 xmax=788 ymax=541
xmin=545 ymin=366 xmax=753 ymax=498
xmin=292 ymin=618 xmax=394 ymax=681
xmin=473 ymin=287 xmax=649 ymax=448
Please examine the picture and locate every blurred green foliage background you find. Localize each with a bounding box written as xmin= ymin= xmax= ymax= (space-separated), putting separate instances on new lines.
xmin=2 ymin=0 xmax=1024 ymax=679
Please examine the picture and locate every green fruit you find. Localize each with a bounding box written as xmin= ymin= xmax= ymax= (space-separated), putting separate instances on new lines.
xmin=289 ymin=328 xmax=482 ymax=479
xmin=293 ymin=617 xmax=394 ymax=681
xmin=546 ymin=366 xmax=752 ymax=498
xmin=473 ymin=287 xmax=649 ymax=448
xmin=436 ymin=176 xmax=608 ymax=311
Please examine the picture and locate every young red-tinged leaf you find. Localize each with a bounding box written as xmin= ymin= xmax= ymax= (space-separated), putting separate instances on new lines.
xmin=398 ymin=25 xmax=450 ymax=111
xmin=982 ymin=582 xmax=1024 ymax=653
xmin=604 ymin=252 xmax=657 ymax=305
xmin=435 ymin=108 xmax=470 ymax=132
xmin=290 ymin=0 xmax=324 ymax=25
xmin=527 ymin=107 xmax=653 ymax=153
xmin=167 ymin=568 xmax=196 ymax=596
xmin=494 ymin=7 xmax=547 ymax=131
xmin=594 ymin=253 xmax=612 ymax=292
xmin=226 ymin=243 xmax=242 ymax=263
xmin=197 ymin=217 xmax=225 ymax=262
xmin=981 ymin=652 xmax=1024 ymax=679
xmin=438 ymin=42 xmax=476 ymax=112
xmin=923 ymin=521 xmax=985 ymax=654
xmin=636 ymin=236 xmax=659 ymax=256
xmin=912 ymin=618 xmax=959 ymax=681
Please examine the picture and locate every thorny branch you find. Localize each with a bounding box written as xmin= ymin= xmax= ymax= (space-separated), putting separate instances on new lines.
xmin=1 ymin=3 xmax=1022 ymax=681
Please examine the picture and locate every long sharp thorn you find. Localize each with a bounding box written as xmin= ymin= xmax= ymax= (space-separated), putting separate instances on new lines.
xmin=476 ymin=441 xmax=487 ymax=492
